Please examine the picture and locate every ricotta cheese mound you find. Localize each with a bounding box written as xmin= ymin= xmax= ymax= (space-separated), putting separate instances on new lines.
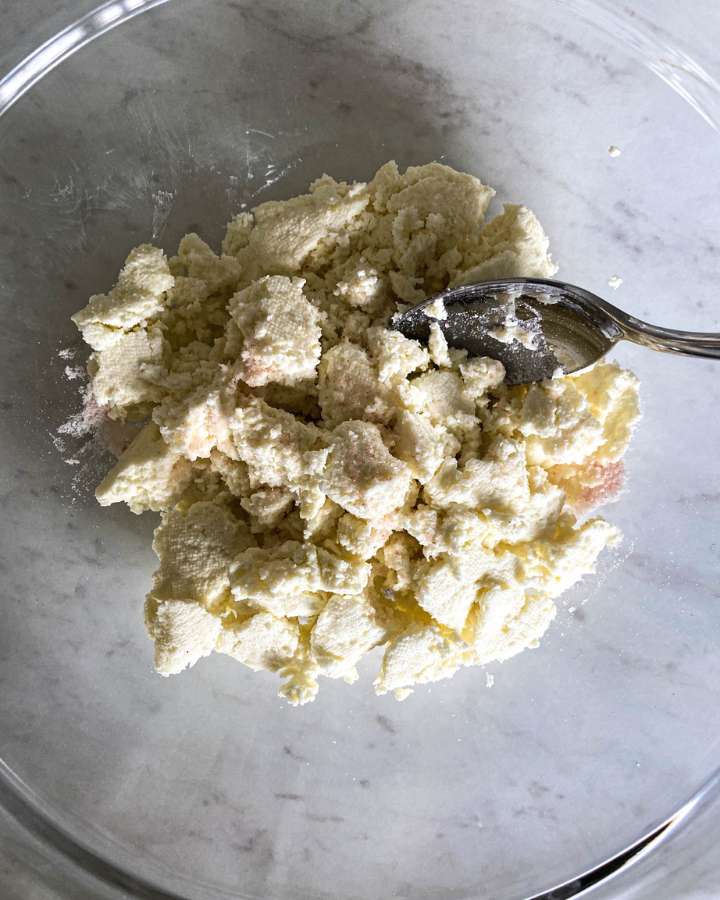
xmin=71 ymin=161 xmax=640 ymax=704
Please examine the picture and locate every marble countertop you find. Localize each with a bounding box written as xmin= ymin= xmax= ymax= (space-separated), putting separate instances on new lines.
xmin=1 ymin=1 xmax=719 ymax=898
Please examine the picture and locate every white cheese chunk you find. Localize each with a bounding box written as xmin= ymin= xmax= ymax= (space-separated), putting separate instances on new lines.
xmin=237 ymin=176 xmax=369 ymax=277
xmin=216 ymin=612 xmax=299 ymax=671
xmin=150 ymin=501 xmax=252 ymax=605
xmin=374 ymin=625 xmax=466 ymax=696
xmin=229 ymin=397 xmax=326 ymax=490
xmin=367 ymin=328 xmax=429 ymax=383
xmin=95 ymin=422 xmax=192 ymax=514
xmin=229 ymin=275 xmax=322 ymax=387
xmin=230 ymin=540 xmax=369 ymax=616
xmin=322 ymin=420 xmax=413 ymax=519
xmin=72 ymin=244 xmax=173 ymax=338
xmin=147 ymin=600 xmax=221 ymax=676
xmin=318 ymin=342 xmax=395 ymax=427
xmin=311 ymin=591 xmax=386 ymax=680
xmin=87 ymin=324 xmax=165 ymax=418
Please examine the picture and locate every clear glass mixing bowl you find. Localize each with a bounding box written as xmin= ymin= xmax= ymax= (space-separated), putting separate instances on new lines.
xmin=1 ymin=2 xmax=719 ymax=898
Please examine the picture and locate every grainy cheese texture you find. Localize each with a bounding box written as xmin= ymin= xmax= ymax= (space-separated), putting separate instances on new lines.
xmin=71 ymin=161 xmax=640 ymax=704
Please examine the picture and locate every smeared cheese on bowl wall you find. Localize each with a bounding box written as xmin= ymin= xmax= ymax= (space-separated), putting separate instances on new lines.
xmin=71 ymin=161 xmax=640 ymax=704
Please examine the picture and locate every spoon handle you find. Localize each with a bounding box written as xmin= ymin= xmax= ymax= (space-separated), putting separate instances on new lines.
xmin=549 ymin=282 xmax=720 ymax=361
xmin=619 ymin=315 xmax=720 ymax=360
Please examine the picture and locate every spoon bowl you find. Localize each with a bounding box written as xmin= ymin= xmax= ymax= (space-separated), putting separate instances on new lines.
xmin=393 ymin=278 xmax=720 ymax=384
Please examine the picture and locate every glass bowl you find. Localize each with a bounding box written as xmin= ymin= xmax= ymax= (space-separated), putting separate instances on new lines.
xmin=1 ymin=1 xmax=719 ymax=897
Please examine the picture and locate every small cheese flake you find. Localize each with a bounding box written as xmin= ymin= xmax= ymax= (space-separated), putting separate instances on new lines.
xmin=608 ymin=275 xmax=623 ymax=290
xmin=423 ymin=296 xmax=447 ymax=320
xmin=428 ymin=322 xmax=452 ymax=367
xmin=607 ymin=145 xmax=622 ymax=158
xmin=71 ymin=160 xmax=640 ymax=704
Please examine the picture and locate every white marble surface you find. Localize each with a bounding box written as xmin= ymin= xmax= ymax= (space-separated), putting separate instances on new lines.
xmin=1 ymin=1 xmax=719 ymax=898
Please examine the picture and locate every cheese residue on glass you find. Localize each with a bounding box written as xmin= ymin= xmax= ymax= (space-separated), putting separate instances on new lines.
xmin=71 ymin=161 xmax=640 ymax=704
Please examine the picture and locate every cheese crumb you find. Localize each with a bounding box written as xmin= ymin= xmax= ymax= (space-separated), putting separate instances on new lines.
xmin=423 ymin=296 xmax=447 ymax=320
xmin=428 ymin=322 xmax=452 ymax=367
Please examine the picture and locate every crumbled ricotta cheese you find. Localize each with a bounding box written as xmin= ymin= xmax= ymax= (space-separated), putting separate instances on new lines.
xmin=147 ymin=599 xmax=222 ymax=676
xmin=322 ymin=420 xmax=413 ymax=519
xmin=72 ymin=160 xmax=640 ymax=704
xmin=85 ymin=324 xmax=165 ymax=418
xmin=230 ymin=540 xmax=369 ymax=616
xmin=216 ymin=612 xmax=299 ymax=671
xmin=459 ymin=356 xmax=506 ymax=400
xmin=318 ymin=342 xmax=395 ymax=427
xmin=229 ymin=396 xmax=326 ymax=490
xmin=374 ymin=624 xmax=467 ymax=697
xmin=150 ymin=501 xmax=253 ymax=606
xmin=392 ymin=410 xmax=459 ymax=484
xmin=311 ymin=590 xmax=386 ymax=681
xmin=428 ymin=322 xmax=452 ymax=367
xmin=72 ymin=244 xmax=173 ymax=337
xmin=486 ymin=291 xmax=541 ymax=351
xmin=367 ymin=328 xmax=429 ymax=384
xmin=94 ymin=422 xmax=192 ymax=514
xmin=228 ymin=275 xmax=322 ymax=387
xmin=452 ymin=204 xmax=558 ymax=286
xmin=423 ymin=296 xmax=447 ymax=320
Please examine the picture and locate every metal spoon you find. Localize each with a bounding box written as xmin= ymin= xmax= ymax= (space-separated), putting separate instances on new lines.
xmin=392 ymin=277 xmax=720 ymax=385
